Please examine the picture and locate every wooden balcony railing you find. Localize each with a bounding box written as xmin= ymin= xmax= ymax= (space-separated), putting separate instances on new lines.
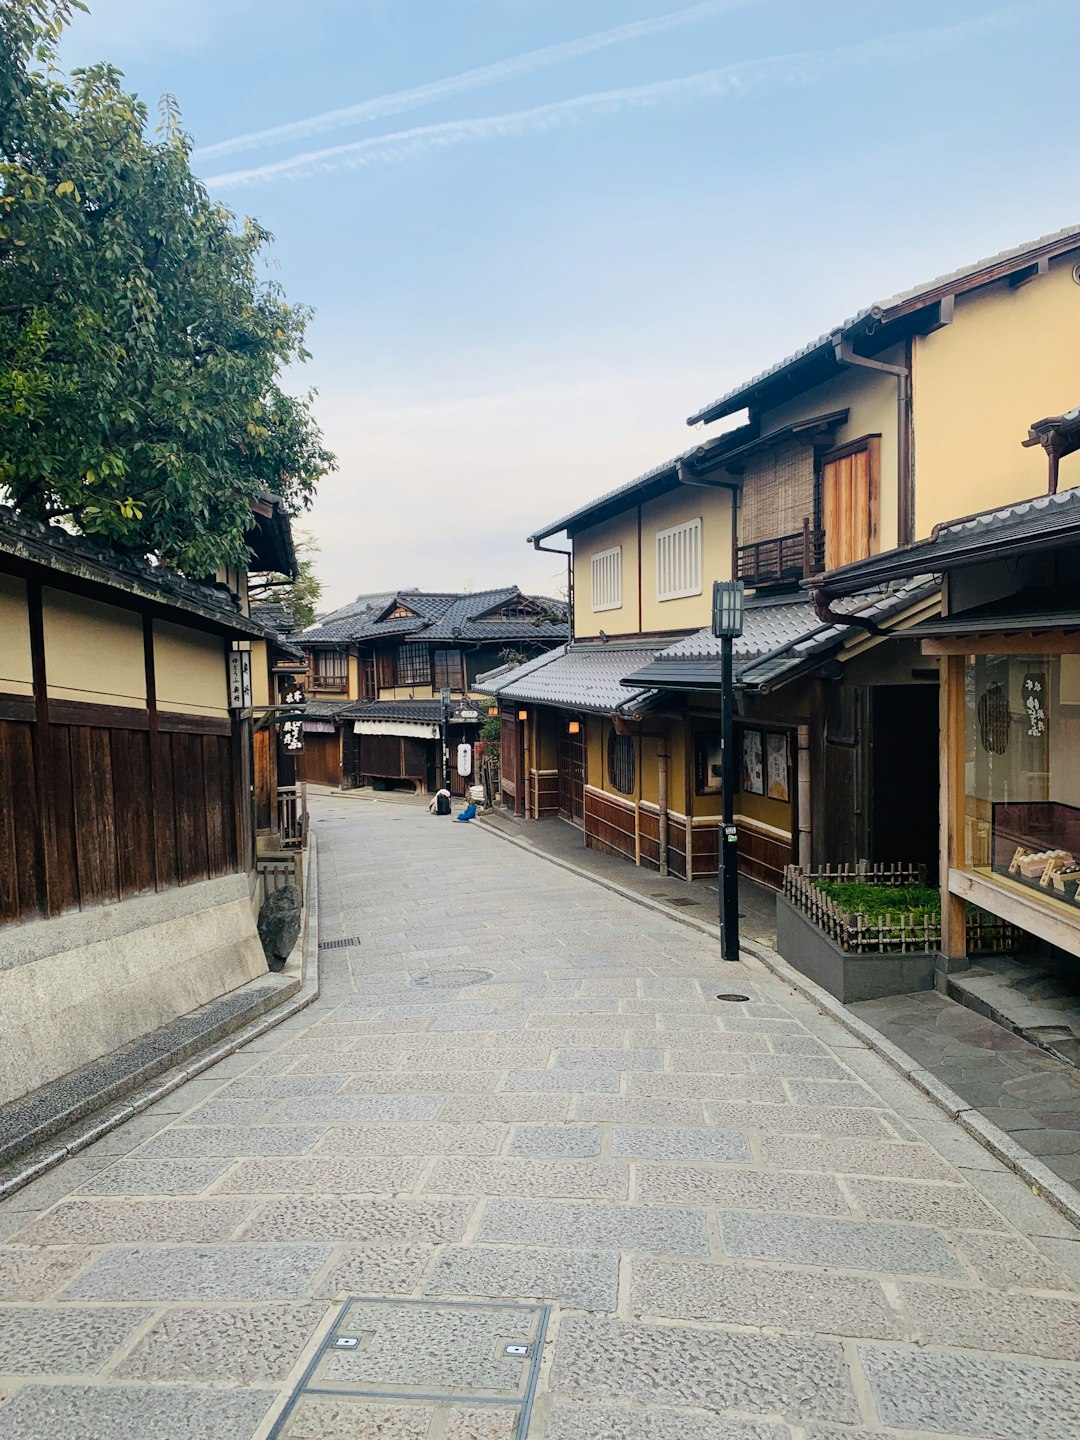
xmin=309 ymin=674 xmax=347 ymax=692
xmin=736 ymin=521 xmax=825 ymax=587
xmin=277 ymin=784 xmax=308 ymax=851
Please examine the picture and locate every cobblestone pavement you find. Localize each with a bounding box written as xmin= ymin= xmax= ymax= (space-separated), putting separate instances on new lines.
xmin=1 ymin=791 xmax=1080 ymax=1438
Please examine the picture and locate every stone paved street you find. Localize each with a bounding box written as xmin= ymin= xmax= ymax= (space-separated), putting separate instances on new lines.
xmin=1 ymin=790 xmax=1080 ymax=1437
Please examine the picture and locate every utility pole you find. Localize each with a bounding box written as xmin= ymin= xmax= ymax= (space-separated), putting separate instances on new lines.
xmin=712 ymin=581 xmax=744 ymax=963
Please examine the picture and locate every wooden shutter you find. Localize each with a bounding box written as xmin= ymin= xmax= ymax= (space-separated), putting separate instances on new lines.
xmin=377 ymin=651 xmax=394 ymax=689
xmin=822 ymin=437 xmax=879 ymax=571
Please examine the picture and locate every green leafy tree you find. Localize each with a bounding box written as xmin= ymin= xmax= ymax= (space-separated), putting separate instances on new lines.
xmin=256 ymin=525 xmax=323 ymax=630
xmin=0 ymin=0 xmax=335 ymax=574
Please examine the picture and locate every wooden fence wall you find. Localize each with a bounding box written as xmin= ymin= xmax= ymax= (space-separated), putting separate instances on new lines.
xmin=0 ymin=707 xmax=240 ymax=927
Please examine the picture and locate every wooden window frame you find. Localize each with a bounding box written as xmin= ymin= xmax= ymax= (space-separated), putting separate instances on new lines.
xmin=433 ymin=647 xmax=465 ymax=691
xmin=656 ymin=516 xmax=703 ymax=602
xmin=394 ymin=644 xmax=431 ymax=686
xmin=591 ymin=546 xmax=622 ymax=612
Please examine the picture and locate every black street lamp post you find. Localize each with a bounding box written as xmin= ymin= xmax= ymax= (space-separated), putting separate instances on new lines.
xmin=712 ymin=580 xmax=745 ymax=963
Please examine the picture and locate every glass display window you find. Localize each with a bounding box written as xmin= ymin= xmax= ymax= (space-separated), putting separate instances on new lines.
xmin=965 ymin=652 xmax=1080 ymax=908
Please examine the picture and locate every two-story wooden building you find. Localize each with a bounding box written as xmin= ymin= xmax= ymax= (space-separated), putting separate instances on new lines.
xmin=483 ymin=224 xmax=1080 ymax=889
xmin=295 ymin=587 xmax=567 ymax=792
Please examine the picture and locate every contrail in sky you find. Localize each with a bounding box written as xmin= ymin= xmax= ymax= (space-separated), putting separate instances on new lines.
xmin=206 ymin=10 xmax=1025 ymax=190
xmin=193 ymin=0 xmax=762 ymax=161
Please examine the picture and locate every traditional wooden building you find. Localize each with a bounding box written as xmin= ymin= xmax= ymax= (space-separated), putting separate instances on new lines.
xmin=295 ymin=587 xmax=567 ymax=792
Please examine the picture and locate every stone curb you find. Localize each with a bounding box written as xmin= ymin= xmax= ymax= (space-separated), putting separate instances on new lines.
xmin=474 ymin=815 xmax=1080 ymax=1231
xmin=0 ymin=836 xmax=321 ymax=1203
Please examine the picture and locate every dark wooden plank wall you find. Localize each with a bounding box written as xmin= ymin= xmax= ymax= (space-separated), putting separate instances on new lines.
xmin=299 ymin=732 xmax=341 ymax=788
xmin=584 ymin=787 xmax=637 ymax=865
xmin=533 ymin=771 xmax=559 ymax=818
xmin=0 ymin=716 xmax=240 ymax=927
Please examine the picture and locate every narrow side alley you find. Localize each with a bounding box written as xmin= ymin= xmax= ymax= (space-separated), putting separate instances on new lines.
xmin=0 ymin=791 xmax=1078 ymax=1438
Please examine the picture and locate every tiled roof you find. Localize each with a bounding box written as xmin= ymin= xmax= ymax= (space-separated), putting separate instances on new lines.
xmin=821 ymin=487 xmax=1080 ymax=598
xmin=475 ymin=643 xmax=660 ymax=715
xmin=622 ymin=580 xmax=939 ymax=694
xmin=338 ymin=699 xmax=484 ymax=723
xmin=297 ymin=587 xmax=567 ymax=645
xmin=687 ymin=224 xmax=1080 ymax=426
xmin=0 ymin=505 xmax=263 ymax=637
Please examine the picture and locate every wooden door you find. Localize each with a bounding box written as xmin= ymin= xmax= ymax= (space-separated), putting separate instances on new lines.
xmin=558 ymin=726 xmax=585 ymax=826
xmin=299 ymin=732 xmax=340 ymax=788
xmin=822 ymin=438 xmax=879 ymax=571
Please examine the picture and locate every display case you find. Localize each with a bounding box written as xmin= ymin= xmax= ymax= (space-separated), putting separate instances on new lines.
xmin=992 ymin=801 xmax=1080 ymax=903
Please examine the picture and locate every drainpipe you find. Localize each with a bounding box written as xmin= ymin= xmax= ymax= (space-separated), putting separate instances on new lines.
xmin=832 ymin=334 xmax=913 ymax=546
xmin=797 ymin=725 xmax=812 ymax=869
xmin=810 ymin=585 xmax=885 ymax=636
xmin=532 ymin=539 xmax=573 ymax=638
xmin=658 ymin=741 xmax=670 ymax=877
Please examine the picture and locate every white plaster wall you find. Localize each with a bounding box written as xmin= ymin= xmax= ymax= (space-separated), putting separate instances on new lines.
xmin=0 ymin=875 xmax=266 ymax=1104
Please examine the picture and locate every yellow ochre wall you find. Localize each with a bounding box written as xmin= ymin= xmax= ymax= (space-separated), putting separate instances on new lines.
xmin=348 ymin=652 xmax=360 ymax=699
xmin=153 ymin=621 xmax=229 ymax=718
xmin=572 ymin=488 xmax=735 ymax=639
xmin=250 ymin=641 xmax=270 ymax=709
xmin=43 ymin=588 xmax=145 ymax=709
xmin=0 ymin=576 xmax=32 ymax=697
xmin=912 ymin=255 xmax=1080 ymax=536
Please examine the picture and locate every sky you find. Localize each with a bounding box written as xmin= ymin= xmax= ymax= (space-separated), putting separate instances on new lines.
xmin=61 ymin=0 xmax=1079 ymax=610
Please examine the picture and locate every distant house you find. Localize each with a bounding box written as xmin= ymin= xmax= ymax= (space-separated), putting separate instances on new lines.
xmin=295 ymin=588 xmax=567 ymax=792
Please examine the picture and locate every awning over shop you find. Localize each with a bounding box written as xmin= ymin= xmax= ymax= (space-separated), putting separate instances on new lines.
xmin=354 ymin=719 xmax=440 ymax=740
xmin=302 ymin=720 xmax=337 ymax=734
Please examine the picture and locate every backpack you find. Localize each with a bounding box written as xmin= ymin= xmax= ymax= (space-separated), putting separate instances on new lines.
xmin=435 ymin=792 xmax=451 ymax=816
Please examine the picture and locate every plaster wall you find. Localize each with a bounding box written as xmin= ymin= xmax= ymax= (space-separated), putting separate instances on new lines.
xmin=572 ymin=510 xmax=640 ymax=640
xmin=912 ymin=255 xmax=1080 ymax=536
xmin=0 ymin=576 xmax=32 ymax=697
xmin=0 ymin=873 xmax=266 ymax=1105
xmin=640 ymin=487 xmax=734 ymax=633
xmin=153 ymin=621 xmax=229 ymax=718
xmin=43 ymin=588 xmax=146 ymax=709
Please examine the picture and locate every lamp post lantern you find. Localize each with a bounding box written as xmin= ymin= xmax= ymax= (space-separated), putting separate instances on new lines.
xmin=712 ymin=580 xmax=744 ymax=962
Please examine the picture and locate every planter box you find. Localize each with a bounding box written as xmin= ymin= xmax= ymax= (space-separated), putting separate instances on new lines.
xmin=775 ymin=894 xmax=937 ymax=1004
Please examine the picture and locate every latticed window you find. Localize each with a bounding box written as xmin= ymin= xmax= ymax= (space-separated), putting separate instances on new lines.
xmin=607 ymin=731 xmax=636 ymax=795
xmin=656 ymin=517 xmax=702 ymax=601
xmin=395 ymin=644 xmax=430 ymax=685
xmin=311 ymin=649 xmax=347 ymax=688
xmin=433 ymin=648 xmax=465 ymax=690
xmin=591 ymin=546 xmax=622 ymax=612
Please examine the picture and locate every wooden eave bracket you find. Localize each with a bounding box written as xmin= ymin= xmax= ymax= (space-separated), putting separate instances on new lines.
xmin=1008 ymin=256 xmax=1050 ymax=289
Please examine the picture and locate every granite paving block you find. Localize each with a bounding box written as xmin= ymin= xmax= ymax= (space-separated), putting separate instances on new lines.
xmin=666 ymin=1034 xmax=771 ymax=1057
xmin=845 ymin=1177 xmax=1012 ymax=1231
xmin=314 ymin=1245 xmax=434 ymax=1298
xmin=281 ymin=1397 xmax=513 ymax=1440
xmin=718 ymin=1211 xmax=967 ymax=1279
xmin=241 ymin=1194 xmax=475 ymax=1243
xmin=501 ymin=1069 xmax=623 ymax=1093
xmin=426 ymin=1157 xmax=629 ymax=1201
xmin=60 ymin=1243 xmax=334 ymax=1301
xmin=611 ymin=1127 xmax=751 ymax=1163
xmin=760 ymin=1134 xmax=957 ymax=1181
xmin=957 ymin=1168 xmax=1080 ymax=1238
xmin=949 ymin=1230 xmax=1078 ymax=1290
xmin=272 ymin=1095 xmax=443 ymax=1123
xmin=508 ymin=1125 xmax=602 ymax=1158
xmin=767 ymin=1034 xmax=831 ymax=1055
xmin=133 ymin=1125 xmax=325 ymax=1157
xmin=117 ymin=1303 xmax=325 ymax=1381
xmin=748 ymin=1054 xmax=850 ymax=1079
xmin=625 ymin=1072 xmax=786 ymax=1102
xmin=574 ymin=1096 xmax=707 ymax=1126
xmin=478 ymin=1198 xmax=709 ymax=1255
xmin=425 ymin=1243 xmax=619 ymax=1311
xmin=898 ymin=1283 xmax=1080 ymax=1359
xmin=0 ymin=1248 xmax=95 ymax=1302
xmin=76 ymin=1159 xmax=234 ymax=1195
xmin=630 ymin=1257 xmax=901 ymax=1337
xmin=859 ymin=1342 xmax=1080 ymax=1438
xmin=704 ymin=1102 xmax=895 ymax=1138
xmin=339 ymin=1071 xmax=502 ymax=1094
xmin=551 ymin=1315 xmax=859 ymax=1423
xmin=439 ymin=1096 xmax=572 ymax=1123
xmin=555 ymin=1049 xmax=663 ymax=1070
xmin=543 ymin=1402 xmax=787 ymax=1440
xmin=314 ymin=1123 xmax=507 ymax=1156
xmin=13 ymin=1197 xmax=254 ymax=1246
xmin=0 ymin=1383 xmax=273 ymax=1439
xmin=214 ymin=1156 xmax=423 ymax=1193
xmin=0 ymin=1305 xmax=147 ymax=1374
xmin=635 ymin=1165 xmax=851 ymax=1215
xmin=786 ymin=1080 xmax=883 ymax=1108
xmin=183 ymin=1099 xmax=279 ymax=1125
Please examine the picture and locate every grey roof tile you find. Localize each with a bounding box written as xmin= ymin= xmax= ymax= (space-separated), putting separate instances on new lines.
xmin=475 ymin=643 xmax=659 ymax=714
xmin=297 ymin=588 xmax=567 ymax=645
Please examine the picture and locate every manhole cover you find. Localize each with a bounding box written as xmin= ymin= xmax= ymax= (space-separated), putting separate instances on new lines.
xmin=664 ymin=897 xmax=701 ymax=908
xmin=412 ymin=969 xmax=493 ymax=989
xmin=319 ymin=937 xmax=362 ymax=951
xmin=269 ymin=1297 xmax=548 ymax=1439
xmin=716 ymin=993 xmax=751 ymax=1002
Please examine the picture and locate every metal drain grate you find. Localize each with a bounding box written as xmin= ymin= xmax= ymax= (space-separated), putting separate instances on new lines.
xmin=269 ymin=1296 xmax=548 ymax=1440
xmin=412 ymin=968 xmax=493 ymax=989
xmin=319 ymin=937 xmax=361 ymax=951
xmin=664 ymin=897 xmax=701 ymax=908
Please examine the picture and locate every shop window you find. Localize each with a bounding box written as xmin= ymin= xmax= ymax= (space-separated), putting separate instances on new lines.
xmin=656 ymin=517 xmax=702 ymax=601
xmin=433 ymin=648 xmax=465 ymax=690
xmin=395 ymin=644 xmax=430 ymax=686
xmin=965 ymin=653 xmax=1080 ymax=908
xmin=591 ymin=546 xmax=622 ymax=612
xmin=822 ymin=437 xmax=880 ymax=571
xmin=607 ymin=731 xmax=636 ymax=795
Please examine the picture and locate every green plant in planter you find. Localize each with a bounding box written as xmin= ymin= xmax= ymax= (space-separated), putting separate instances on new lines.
xmin=816 ymin=881 xmax=941 ymax=925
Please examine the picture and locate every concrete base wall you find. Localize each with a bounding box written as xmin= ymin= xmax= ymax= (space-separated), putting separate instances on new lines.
xmin=0 ymin=874 xmax=267 ymax=1105
xmin=775 ymin=894 xmax=937 ymax=1004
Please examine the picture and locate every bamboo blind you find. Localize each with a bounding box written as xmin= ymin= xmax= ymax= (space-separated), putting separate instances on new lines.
xmin=738 ymin=441 xmax=815 ymax=546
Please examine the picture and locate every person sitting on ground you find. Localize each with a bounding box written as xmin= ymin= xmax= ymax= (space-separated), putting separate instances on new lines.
xmin=454 ymin=802 xmax=478 ymax=823
xmin=428 ymin=787 xmax=452 ymax=816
